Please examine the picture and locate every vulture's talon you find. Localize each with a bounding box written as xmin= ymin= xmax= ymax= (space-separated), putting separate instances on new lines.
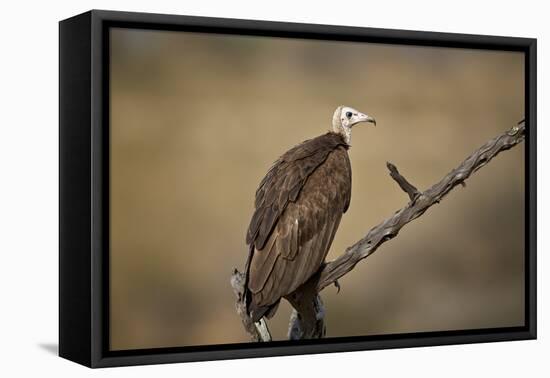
xmin=334 ymin=280 xmax=341 ymax=293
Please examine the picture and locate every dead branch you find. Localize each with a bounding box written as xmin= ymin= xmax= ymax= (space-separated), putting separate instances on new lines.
xmin=386 ymin=162 xmax=420 ymax=201
xmin=231 ymin=120 xmax=526 ymax=341
xmin=317 ymin=121 xmax=525 ymax=292
xmin=230 ymin=269 xmax=272 ymax=342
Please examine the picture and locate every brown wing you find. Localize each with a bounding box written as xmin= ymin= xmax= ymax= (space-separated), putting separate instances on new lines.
xmin=246 ymin=132 xmax=349 ymax=249
xmin=245 ymin=135 xmax=351 ymax=321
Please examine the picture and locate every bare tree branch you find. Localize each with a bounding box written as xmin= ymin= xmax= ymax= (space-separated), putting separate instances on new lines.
xmin=386 ymin=162 xmax=420 ymax=201
xmin=231 ymin=121 xmax=526 ymax=341
xmin=230 ymin=269 xmax=272 ymax=342
xmin=317 ymin=121 xmax=525 ymax=292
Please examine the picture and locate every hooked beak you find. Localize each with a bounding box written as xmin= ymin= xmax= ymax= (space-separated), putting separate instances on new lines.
xmin=353 ymin=112 xmax=377 ymax=127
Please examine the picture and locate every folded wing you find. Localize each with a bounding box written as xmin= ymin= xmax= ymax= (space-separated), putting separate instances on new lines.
xmin=245 ymin=133 xmax=351 ymax=321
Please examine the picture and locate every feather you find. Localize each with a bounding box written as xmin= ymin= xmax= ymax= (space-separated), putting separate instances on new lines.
xmin=244 ymin=132 xmax=352 ymax=319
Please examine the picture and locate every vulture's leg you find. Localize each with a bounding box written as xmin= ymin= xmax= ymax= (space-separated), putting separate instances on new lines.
xmin=287 ymin=294 xmax=325 ymax=340
xmin=285 ymin=275 xmax=326 ymax=339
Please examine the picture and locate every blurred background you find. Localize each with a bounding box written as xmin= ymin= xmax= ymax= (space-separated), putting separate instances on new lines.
xmin=109 ymin=27 xmax=525 ymax=351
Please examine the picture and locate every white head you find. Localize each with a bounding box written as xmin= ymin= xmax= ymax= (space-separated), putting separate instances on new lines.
xmin=332 ymin=105 xmax=376 ymax=144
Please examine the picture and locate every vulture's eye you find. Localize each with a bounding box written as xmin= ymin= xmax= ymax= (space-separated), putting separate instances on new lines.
xmin=345 ymin=111 xmax=353 ymax=119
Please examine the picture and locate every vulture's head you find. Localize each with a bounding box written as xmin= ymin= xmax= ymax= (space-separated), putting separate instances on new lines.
xmin=332 ymin=105 xmax=376 ymax=144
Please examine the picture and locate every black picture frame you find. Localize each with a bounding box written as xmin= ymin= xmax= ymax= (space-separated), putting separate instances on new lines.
xmin=59 ymin=9 xmax=537 ymax=368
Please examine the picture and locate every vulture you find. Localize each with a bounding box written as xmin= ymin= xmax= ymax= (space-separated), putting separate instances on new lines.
xmin=244 ymin=105 xmax=376 ymax=322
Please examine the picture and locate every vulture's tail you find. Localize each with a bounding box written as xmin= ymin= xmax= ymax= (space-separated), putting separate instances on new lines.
xmin=243 ymin=244 xmax=281 ymax=322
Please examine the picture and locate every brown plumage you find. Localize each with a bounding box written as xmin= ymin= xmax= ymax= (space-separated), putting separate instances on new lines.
xmin=244 ymin=106 xmax=375 ymax=322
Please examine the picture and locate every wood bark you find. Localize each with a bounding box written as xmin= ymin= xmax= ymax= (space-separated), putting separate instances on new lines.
xmin=231 ymin=120 xmax=526 ymax=342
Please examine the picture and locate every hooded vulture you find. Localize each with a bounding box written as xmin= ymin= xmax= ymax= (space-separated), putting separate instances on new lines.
xmin=244 ymin=105 xmax=376 ymax=322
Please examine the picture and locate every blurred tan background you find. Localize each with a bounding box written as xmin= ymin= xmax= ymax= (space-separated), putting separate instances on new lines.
xmin=109 ymin=28 xmax=525 ymax=351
